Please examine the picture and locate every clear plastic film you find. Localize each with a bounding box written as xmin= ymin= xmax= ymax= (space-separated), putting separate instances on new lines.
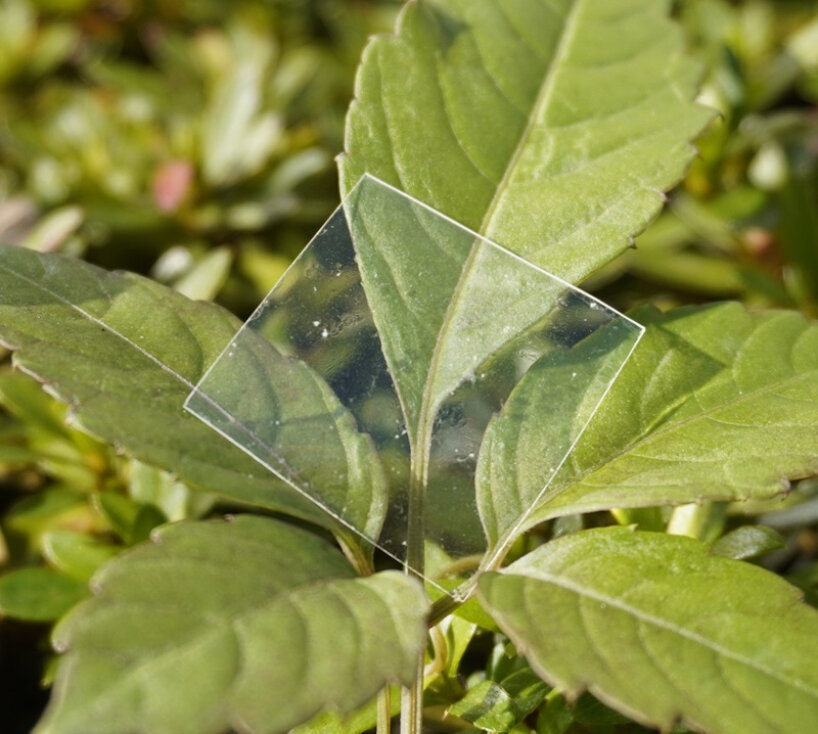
xmin=185 ymin=175 xmax=644 ymax=588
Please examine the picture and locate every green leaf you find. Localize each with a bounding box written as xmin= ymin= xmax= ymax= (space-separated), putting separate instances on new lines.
xmin=41 ymin=531 xmax=119 ymax=582
xmin=127 ymin=460 xmax=215 ymax=522
xmin=507 ymin=303 xmax=818 ymax=532
xmin=477 ymin=319 xmax=641 ymax=548
xmin=449 ymin=668 xmax=548 ymax=732
xmin=0 ymin=246 xmax=385 ymax=534
xmin=345 ymin=178 xmax=565 ymax=451
xmin=480 ymin=527 xmax=818 ymax=733
xmin=0 ymin=567 xmax=88 ymax=622
xmin=0 ymin=371 xmax=105 ymax=489
xmin=93 ymin=493 xmax=165 ymax=546
xmin=710 ymin=525 xmax=785 ymax=560
xmin=340 ymin=0 xmax=712 ymax=283
xmin=36 ymin=516 xmax=429 ymax=734
xmin=2 ymin=488 xmax=97 ymax=559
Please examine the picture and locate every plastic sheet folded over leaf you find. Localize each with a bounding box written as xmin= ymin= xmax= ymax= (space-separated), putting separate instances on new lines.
xmin=185 ymin=175 xmax=644 ymax=588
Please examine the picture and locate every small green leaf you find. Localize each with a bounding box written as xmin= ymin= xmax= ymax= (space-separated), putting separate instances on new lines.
xmin=3 ymin=488 xmax=98 ymax=559
xmin=35 ymin=516 xmax=429 ymax=734
xmin=480 ymin=527 xmax=818 ymax=733
xmin=291 ymin=687 xmax=400 ymax=734
xmin=93 ymin=493 xmax=149 ymax=545
xmin=127 ymin=460 xmax=215 ymax=522
xmin=449 ymin=668 xmax=548 ymax=732
xmin=711 ymin=525 xmax=785 ymax=560
xmin=0 ymin=567 xmax=87 ymax=622
xmin=41 ymin=531 xmax=119 ymax=582
xmin=172 ymin=247 xmax=232 ymax=301
xmin=536 ymin=692 xmax=573 ymax=734
xmin=449 ymin=680 xmax=517 ymax=731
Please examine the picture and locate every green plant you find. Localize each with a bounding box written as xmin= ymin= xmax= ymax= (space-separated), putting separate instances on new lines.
xmin=1 ymin=1 xmax=818 ymax=733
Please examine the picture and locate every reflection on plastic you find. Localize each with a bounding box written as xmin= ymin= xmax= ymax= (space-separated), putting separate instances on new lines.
xmin=185 ymin=175 xmax=644 ymax=591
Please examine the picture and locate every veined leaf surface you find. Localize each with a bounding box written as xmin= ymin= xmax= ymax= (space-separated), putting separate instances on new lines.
xmin=476 ymin=319 xmax=641 ymax=548
xmin=480 ymin=303 xmax=818 ymax=539
xmin=36 ymin=516 xmax=428 ymax=734
xmin=338 ymin=0 xmax=709 ymax=544
xmin=0 ymin=246 xmax=386 ymax=533
xmin=480 ymin=527 xmax=818 ymax=733
xmin=344 ymin=178 xmax=566 ymax=450
xmin=341 ymin=0 xmax=712 ymax=282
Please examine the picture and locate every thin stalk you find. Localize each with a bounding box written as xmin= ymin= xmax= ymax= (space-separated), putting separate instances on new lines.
xmin=400 ymin=657 xmax=425 ymax=734
xmin=400 ymin=243 xmax=485 ymax=733
xmin=377 ymin=687 xmax=392 ymax=734
xmin=335 ymin=529 xmax=374 ymax=576
xmin=434 ymin=554 xmax=483 ymax=579
xmin=401 ymin=411 xmax=434 ymax=734
xmin=425 ymin=625 xmax=448 ymax=678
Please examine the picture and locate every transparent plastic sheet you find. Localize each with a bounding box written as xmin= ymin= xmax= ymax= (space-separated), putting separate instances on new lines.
xmin=185 ymin=175 xmax=644 ymax=590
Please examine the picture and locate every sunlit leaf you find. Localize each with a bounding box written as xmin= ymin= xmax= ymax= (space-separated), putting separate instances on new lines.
xmin=503 ymin=303 xmax=818 ymax=532
xmin=0 ymin=246 xmax=385 ymax=533
xmin=341 ymin=0 xmax=712 ymax=282
xmin=35 ymin=516 xmax=428 ymax=734
xmin=480 ymin=527 xmax=818 ymax=733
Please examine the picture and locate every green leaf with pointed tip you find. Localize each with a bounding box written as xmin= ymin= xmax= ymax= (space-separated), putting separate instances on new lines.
xmin=480 ymin=527 xmax=818 ymax=734
xmin=340 ymin=0 xmax=712 ymax=283
xmin=35 ymin=516 xmax=429 ymax=734
xmin=93 ymin=493 xmax=164 ymax=546
xmin=0 ymin=245 xmax=387 ymax=535
xmin=486 ymin=303 xmax=818 ymax=537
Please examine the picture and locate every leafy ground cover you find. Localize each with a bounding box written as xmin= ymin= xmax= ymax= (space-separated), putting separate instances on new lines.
xmin=1 ymin=1 xmax=818 ymax=733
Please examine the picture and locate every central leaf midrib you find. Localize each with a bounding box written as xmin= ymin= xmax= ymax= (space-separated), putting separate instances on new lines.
xmin=418 ymin=0 xmax=585 ymax=436
xmin=504 ymin=567 xmax=818 ymax=699
xmin=476 ymin=0 xmax=584 ymax=239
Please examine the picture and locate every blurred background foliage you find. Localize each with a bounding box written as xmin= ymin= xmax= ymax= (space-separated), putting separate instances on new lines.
xmin=0 ymin=0 xmax=816 ymax=732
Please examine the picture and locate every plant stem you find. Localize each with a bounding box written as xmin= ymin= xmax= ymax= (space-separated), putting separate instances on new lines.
xmin=377 ymin=687 xmax=392 ymax=734
xmin=400 ymin=658 xmax=424 ymax=734
xmin=401 ymin=413 xmax=434 ymax=734
xmin=400 ymin=243 xmax=486 ymax=734
xmin=405 ymin=446 xmax=429 ymax=581
xmin=667 ymin=502 xmax=713 ymax=539
xmin=335 ymin=529 xmax=374 ymax=576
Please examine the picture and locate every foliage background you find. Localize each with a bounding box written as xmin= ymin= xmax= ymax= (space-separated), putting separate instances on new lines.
xmin=0 ymin=0 xmax=816 ymax=732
